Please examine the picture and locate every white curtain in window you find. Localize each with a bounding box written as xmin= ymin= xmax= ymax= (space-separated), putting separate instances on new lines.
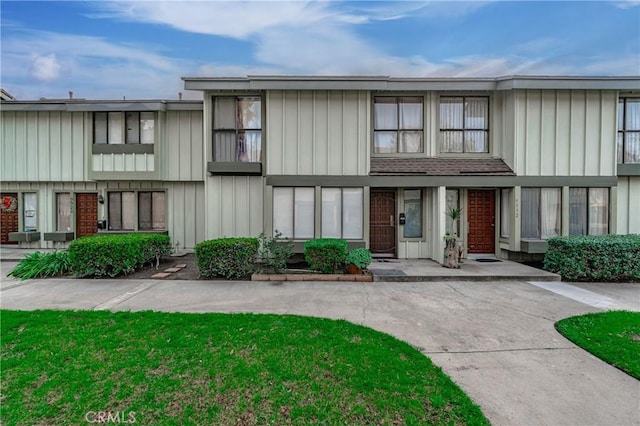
xmin=122 ymin=192 xmax=136 ymax=230
xmin=56 ymin=193 xmax=71 ymax=232
xmin=588 ymin=188 xmax=609 ymax=235
xmin=374 ymin=99 xmax=398 ymax=129
xmin=374 ymin=132 xmax=397 ymax=153
xmin=439 ymin=97 xmax=463 ymax=128
xmin=625 ymin=133 xmax=640 ymax=163
xmin=569 ymin=188 xmax=587 ymax=235
xmin=464 ymin=131 xmax=487 ymax=153
xmin=237 ymin=131 xmax=262 ymax=162
xmin=140 ymin=112 xmax=155 ymax=144
xmin=237 ymin=97 xmax=261 ymax=129
xmin=321 ymin=188 xmax=341 ymax=238
xmin=399 ymin=131 xmax=422 ymax=153
xmin=440 ymin=132 xmax=463 ymax=153
xmin=23 ymin=193 xmax=37 ymax=231
xmin=342 ymin=188 xmax=363 ymax=239
xmin=108 ymin=112 xmax=123 ymax=144
xmin=273 ymin=188 xmax=294 ymax=238
xmin=294 ymin=188 xmax=314 ymax=239
xmin=626 ymin=99 xmax=640 ymax=130
xmin=399 ymin=99 xmax=422 ymax=129
xmin=521 ymin=188 xmax=540 ymax=239
xmin=500 ymin=189 xmax=511 ymax=238
xmin=465 ymin=98 xmax=488 ymax=129
xmin=540 ymin=188 xmax=561 ymax=239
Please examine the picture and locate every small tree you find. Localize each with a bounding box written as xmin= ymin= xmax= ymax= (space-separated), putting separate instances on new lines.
xmin=257 ymin=230 xmax=294 ymax=274
xmin=443 ymin=207 xmax=463 ymax=269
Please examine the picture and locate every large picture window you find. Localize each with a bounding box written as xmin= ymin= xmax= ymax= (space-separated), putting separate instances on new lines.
xmin=617 ymin=97 xmax=640 ymax=163
xmin=94 ymin=112 xmax=155 ymax=145
xmin=321 ymin=188 xmax=363 ymax=239
xmin=521 ymin=188 xmax=561 ymax=239
xmin=373 ymin=97 xmax=423 ymax=153
xmin=440 ymin=96 xmax=489 ymax=153
xmin=213 ymin=96 xmax=262 ymax=162
xmin=108 ymin=191 xmax=165 ymax=231
xmin=569 ymin=188 xmax=609 ymax=236
xmin=273 ymin=187 xmax=314 ymax=239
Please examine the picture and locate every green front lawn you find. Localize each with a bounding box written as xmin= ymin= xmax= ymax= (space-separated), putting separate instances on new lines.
xmin=556 ymin=310 xmax=640 ymax=379
xmin=1 ymin=310 xmax=488 ymax=425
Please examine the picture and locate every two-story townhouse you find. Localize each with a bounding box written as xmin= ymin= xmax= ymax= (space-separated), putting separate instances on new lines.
xmin=0 ymin=99 xmax=206 ymax=250
xmin=182 ymin=75 xmax=640 ymax=263
xmin=2 ymin=75 xmax=639 ymax=265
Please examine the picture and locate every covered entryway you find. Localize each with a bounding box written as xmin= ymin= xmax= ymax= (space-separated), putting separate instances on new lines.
xmin=370 ymin=189 xmax=396 ymax=257
xmin=75 ymin=193 xmax=98 ymax=238
xmin=467 ymin=189 xmax=495 ymax=254
xmin=1 ymin=193 xmax=19 ymax=244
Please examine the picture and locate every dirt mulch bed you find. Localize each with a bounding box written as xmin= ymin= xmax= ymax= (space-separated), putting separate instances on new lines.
xmin=125 ymin=253 xmax=202 ymax=280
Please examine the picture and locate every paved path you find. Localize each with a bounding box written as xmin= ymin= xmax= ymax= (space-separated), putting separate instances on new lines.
xmin=1 ymin=274 xmax=639 ymax=425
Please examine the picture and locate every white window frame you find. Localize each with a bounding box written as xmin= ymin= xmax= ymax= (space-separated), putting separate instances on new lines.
xmin=321 ymin=188 xmax=364 ymax=239
xmin=273 ymin=187 xmax=315 ymax=239
xmin=107 ymin=190 xmax=166 ymax=231
xmin=439 ymin=96 xmax=490 ymax=154
xmin=94 ymin=112 xmax=156 ymax=145
xmin=213 ymin=96 xmax=262 ymax=162
xmin=617 ymin=97 xmax=640 ymax=164
xmin=521 ymin=188 xmax=561 ymax=240
xmin=373 ymin=96 xmax=424 ymax=154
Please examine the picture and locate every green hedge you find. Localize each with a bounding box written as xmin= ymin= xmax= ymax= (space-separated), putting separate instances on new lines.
xmin=67 ymin=234 xmax=172 ymax=278
xmin=544 ymin=235 xmax=640 ymax=281
xmin=304 ymin=238 xmax=348 ymax=274
xmin=195 ymin=237 xmax=259 ymax=279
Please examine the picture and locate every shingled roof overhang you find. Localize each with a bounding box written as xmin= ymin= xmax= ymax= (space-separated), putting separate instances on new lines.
xmin=370 ymin=158 xmax=516 ymax=176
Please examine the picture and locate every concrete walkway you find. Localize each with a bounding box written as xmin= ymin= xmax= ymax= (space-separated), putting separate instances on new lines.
xmin=1 ymin=254 xmax=639 ymax=425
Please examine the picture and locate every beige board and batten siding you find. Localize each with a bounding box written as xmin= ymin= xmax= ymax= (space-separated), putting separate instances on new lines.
xmin=266 ymin=90 xmax=370 ymax=176
xmin=1 ymin=111 xmax=86 ymax=182
xmin=616 ymin=177 xmax=640 ymax=234
xmin=205 ymin=176 xmax=263 ymax=239
xmin=92 ymin=153 xmax=155 ymax=172
xmin=509 ymin=89 xmax=617 ymax=176
xmin=160 ymin=110 xmax=204 ymax=181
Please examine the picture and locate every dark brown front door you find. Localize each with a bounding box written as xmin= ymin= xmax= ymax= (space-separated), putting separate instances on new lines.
xmin=76 ymin=193 xmax=98 ymax=238
xmin=467 ymin=190 xmax=496 ymax=254
xmin=370 ymin=190 xmax=396 ymax=257
xmin=1 ymin=193 xmax=19 ymax=244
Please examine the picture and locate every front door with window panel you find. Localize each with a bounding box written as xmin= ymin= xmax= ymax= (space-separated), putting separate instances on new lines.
xmin=76 ymin=193 xmax=98 ymax=238
xmin=1 ymin=193 xmax=19 ymax=244
xmin=370 ymin=190 xmax=396 ymax=257
xmin=467 ymin=190 xmax=495 ymax=254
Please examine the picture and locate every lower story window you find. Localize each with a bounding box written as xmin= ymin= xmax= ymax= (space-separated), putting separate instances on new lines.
xmin=273 ymin=187 xmax=314 ymax=238
xmin=500 ymin=189 xmax=511 ymax=238
xmin=521 ymin=188 xmax=561 ymax=239
xmin=108 ymin=191 xmax=165 ymax=231
xmin=446 ymin=189 xmax=459 ymax=236
xmin=403 ymin=189 xmax=422 ymax=238
xmin=321 ymin=188 xmax=363 ymax=239
xmin=56 ymin=193 xmax=72 ymax=232
xmin=23 ymin=193 xmax=38 ymax=232
xmin=569 ymin=188 xmax=609 ymax=235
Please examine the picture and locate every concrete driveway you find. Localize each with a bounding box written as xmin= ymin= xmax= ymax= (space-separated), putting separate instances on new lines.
xmin=1 ymin=274 xmax=639 ymax=426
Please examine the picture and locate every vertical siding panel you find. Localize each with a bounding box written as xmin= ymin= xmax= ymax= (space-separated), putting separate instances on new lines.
xmin=627 ymin=177 xmax=640 ymax=234
xmin=1 ymin=112 xmax=16 ymax=181
xmin=22 ymin=112 xmax=37 ymax=182
xmin=283 ymin=91 xmax=298 ymax=175
xmin=343 ymin=91 xmax=359 ymax=175
xmin=525 ymin=91 xmax=542 ymax=175
xmin=599 ymin=91 xmax=617 ymax=176
xmin=195 ymin=182 xmax=205 ymax=245
xmin=250 ymin=177 xmax=263 ymax=236
xmin=165 ymin=111 xmax=179 ymax=180
xmin=298 ymin=91 xmax=314 ymax=174
xmin=617 ymin=178 xmax=630 ymax=234
xmin=328 ymin=91 xmax=343 ymax=175
xmin=314 ymin=91 xmax=329 ymax=175
xmin=515 ymin=91 xmax=527 ymax=174
xmin=179 ymin=111 xmax=192 ymax=180
xmin=266 ymin=90 xmax=283 ymax=175
xmin=191 ymin=112 xmax=204 ymax=180
xmin=555 ymin=91 xmax=571 ymax=175
xmin=49 ymin=112 xmax=62 ymax=181
xmin=72 ymin=113 xmax=85 ymax=181
xmin=584 ymin=91 xmax=601 ymax=175
xmin=38 ymin=112 xmax=50 ymax=180
xmin=60 ymin=112 xmax=73 ymax=181
xmin=570 ymin=91 xmax=586 ymax=175
xmin=540 ymin=91 xmax=556 ymax=176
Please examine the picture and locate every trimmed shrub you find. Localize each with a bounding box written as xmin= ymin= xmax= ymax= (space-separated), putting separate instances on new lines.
xmin=304 ymin=238 xmax=348 ymax=274
xmin=544 ymin=235 xmax=640 ymax=281
xmin=8 ymin=251 xmax=70 ymax=280
xmin=195 ymin=237 xmax=259 ymax=279
xmin=67 ymin=234 xmax=172 ymax=278
xmin=345 ymin=248 xmax=372 ymax=270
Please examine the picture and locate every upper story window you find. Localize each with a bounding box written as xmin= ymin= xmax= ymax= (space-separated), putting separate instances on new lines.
xmin=617 ymin=97 xmax=639 ymax=163
xmin=94 ymin=112 xmax=155 ymax=144
xmin=373 ymin=97 xmax=423 ymax=154
xmin=213 ymin=96 xmax=262 ymax=162
xmin=440 ymin=96 xmax=489 ymax=153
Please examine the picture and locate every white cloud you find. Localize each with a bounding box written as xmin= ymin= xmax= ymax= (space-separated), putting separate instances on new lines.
xmin=612 ymin=0 xmax=640 ymax=9
xmin=30 ymin=53 xmax=62 ymax=81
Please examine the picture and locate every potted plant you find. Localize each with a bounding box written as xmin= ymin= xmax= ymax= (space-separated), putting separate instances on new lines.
xmin=443 ymin=207 xmax=462 ymax=269
xmin=345 ymin=248 xmax=372 ymax=274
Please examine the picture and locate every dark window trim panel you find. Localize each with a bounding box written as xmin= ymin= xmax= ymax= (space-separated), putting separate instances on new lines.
xmin=617 ymin=163 xmax=640 ymax=176
xmin=44 ymin=232 xmax=75 ymax=242
xmin=208 ymin=161 xmax=262 ymax=175
xmin=8 ymin=232 xmax=41 ymax=242
xmin=92 ymin=144 xmax=155 ymax=154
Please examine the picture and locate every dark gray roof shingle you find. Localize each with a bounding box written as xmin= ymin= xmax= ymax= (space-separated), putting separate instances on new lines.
xmin=370 ymin=158 xmax=515 ymax=176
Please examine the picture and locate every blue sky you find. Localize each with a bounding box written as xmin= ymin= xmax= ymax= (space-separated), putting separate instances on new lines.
xmin=1 ymin=1 xmax=639 ymax=100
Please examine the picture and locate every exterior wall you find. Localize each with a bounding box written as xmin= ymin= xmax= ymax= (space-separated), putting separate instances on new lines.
xmin=205 ymin=176 xmax=264 ymax=239
xmin=160 ymin=110 xmax=204 ymax=181
xmin=509 ymin=89 xmax=618 ymax=176
xmin=266 ymin=90 xmax=370 ymax=176
xmin=1 ymin=111 xmax=87 ymax=182
xmin=92 ymin=153 xmax=154 ymax=173
xmin=616 ymin=177 xmax=640 ymax=234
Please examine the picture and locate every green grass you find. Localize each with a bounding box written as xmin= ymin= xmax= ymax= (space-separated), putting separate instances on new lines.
xmin=556 ymin=310 xmax=640 ymax=379
xmin=1 ymin=310 xmax=488 ymax=425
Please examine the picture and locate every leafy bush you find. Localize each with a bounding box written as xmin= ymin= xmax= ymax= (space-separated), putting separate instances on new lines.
xmin=257 ymin=231 xmax=293 ymax=274
xmin=195 ymin=237 xmax=259 ymax=279
xmin=345 ymin=248 xmax=372 ymax=269
xmin=67 ymin=234 xmax=172 ymax=278
xmin=8 ymin=251 xmax=70 ymax=280
xmin=304 ymin=238 xmax=348 ymax=274
xmin=544 ymin=235 xmax=640 ymax=281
